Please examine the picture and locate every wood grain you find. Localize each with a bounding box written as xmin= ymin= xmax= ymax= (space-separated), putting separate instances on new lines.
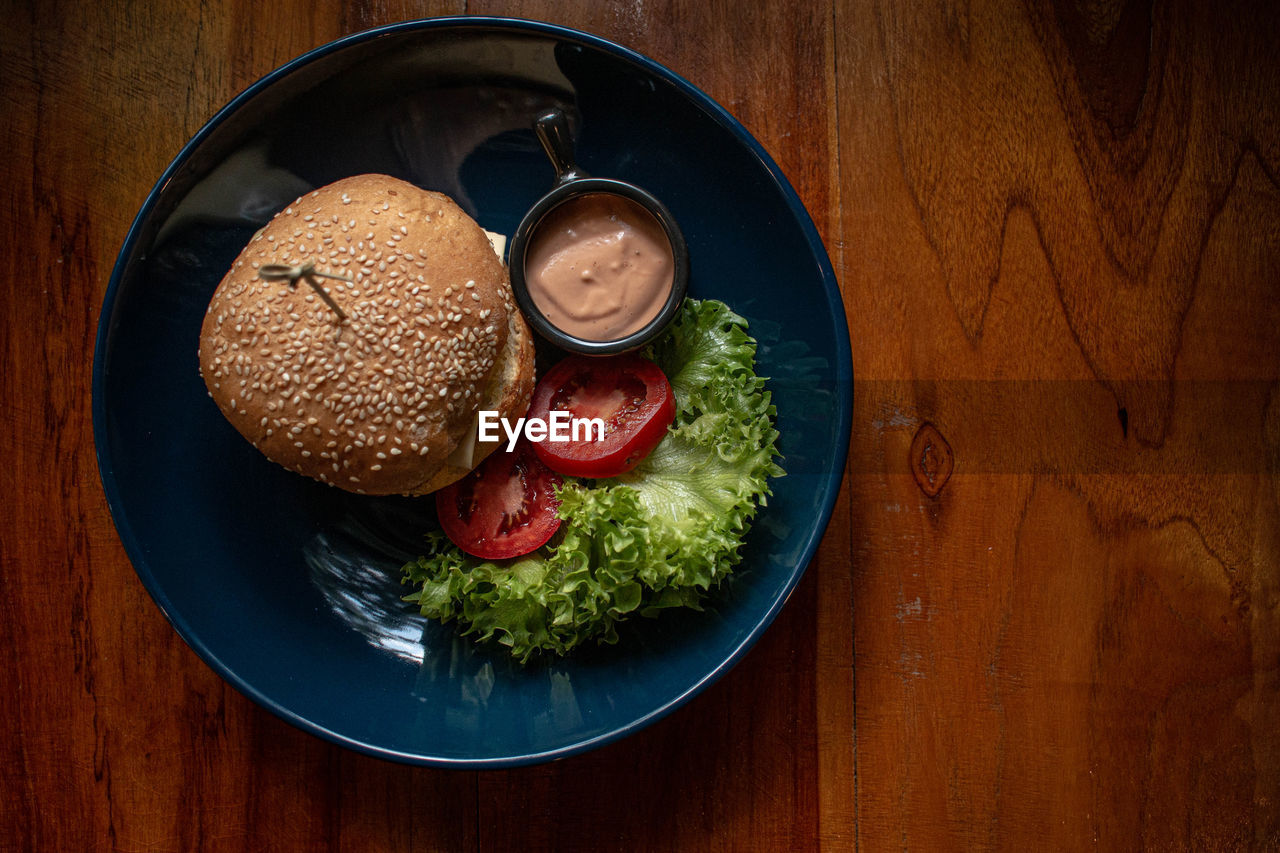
xmin=2 ymin=0 xmax=1277 ymax=849
xmin=839 ymin=0 xmax=1280 ymax=849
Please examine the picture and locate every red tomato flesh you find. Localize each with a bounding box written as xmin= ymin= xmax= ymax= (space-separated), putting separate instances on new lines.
xmin=435 ymin=440 xmax=562 ymax=559
xmin=528 ymin=353 xmax=676 ymax=478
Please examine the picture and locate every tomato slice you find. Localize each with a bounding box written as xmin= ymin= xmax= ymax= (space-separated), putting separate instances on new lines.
xmin=435 ymin=440 xmax=562 ymax=559
xmin=527 ymin=353 xmax=676 ymax=478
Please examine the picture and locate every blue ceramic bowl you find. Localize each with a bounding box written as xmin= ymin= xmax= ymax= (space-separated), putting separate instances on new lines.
xmin=93 ymin=17 xmax=851 ymax=767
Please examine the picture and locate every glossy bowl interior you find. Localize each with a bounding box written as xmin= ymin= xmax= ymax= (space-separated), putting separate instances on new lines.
xmin=93 ymin=17 xmax=851 ymax=767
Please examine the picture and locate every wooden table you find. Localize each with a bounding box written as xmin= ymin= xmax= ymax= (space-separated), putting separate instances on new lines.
xmin=5 ymin=1 xmax=1278 ymax=849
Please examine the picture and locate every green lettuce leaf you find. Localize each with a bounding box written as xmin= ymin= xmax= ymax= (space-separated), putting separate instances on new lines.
xmin=402 ymin=298 xmax=784 ymax=662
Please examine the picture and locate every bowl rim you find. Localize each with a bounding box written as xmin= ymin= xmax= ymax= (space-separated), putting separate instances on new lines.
xmin=91 ymin=15 xmax=853 ymax=769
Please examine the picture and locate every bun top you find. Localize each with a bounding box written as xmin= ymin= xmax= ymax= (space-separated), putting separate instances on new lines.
xmin=198 ymin=174 xmax=532 ymax=495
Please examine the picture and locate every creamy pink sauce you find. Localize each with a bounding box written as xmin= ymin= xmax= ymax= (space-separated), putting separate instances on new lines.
xmin=524 ymin=193 xmax=674 ymax=341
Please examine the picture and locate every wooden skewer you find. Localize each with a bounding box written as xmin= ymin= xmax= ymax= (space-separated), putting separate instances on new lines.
xmin=257 ymin=260 xmax=350 ymax=323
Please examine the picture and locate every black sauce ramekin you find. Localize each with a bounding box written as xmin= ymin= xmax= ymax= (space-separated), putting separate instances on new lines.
xmin=507 ymin=108 xmax=689 ymax=356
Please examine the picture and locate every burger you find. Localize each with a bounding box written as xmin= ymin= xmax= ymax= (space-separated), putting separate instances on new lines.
xmin=198 ymin=174 xmax=535 ymax=495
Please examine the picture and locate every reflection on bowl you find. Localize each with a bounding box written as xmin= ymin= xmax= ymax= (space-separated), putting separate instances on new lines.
xmin=305 ymin=528 xmax=426 ymax=664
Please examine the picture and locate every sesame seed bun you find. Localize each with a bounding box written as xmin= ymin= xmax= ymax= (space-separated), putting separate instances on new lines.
xmin=198 ymin=174 xmax=535 ymax=495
